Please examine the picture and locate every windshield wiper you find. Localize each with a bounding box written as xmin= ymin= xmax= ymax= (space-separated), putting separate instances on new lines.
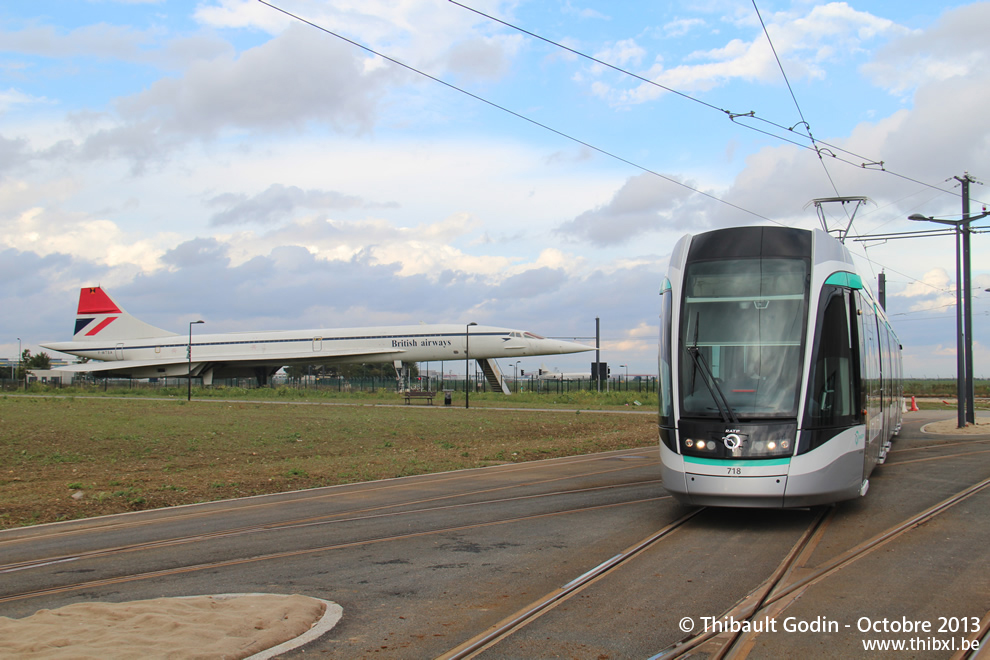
xmin=686 ymin=346 xmax=739 ymax=425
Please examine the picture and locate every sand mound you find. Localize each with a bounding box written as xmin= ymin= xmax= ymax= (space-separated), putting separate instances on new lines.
xmin=921 ymin=417 xmax=990 ymax=435
xmin=0 ymin=593 xmax=341 ymax=659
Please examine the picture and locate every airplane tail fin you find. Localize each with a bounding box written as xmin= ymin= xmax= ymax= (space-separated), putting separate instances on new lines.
xmin=72 ymin=287 xmax=178 ymax=341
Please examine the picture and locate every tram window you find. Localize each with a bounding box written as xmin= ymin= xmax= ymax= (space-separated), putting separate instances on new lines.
xmin=659 ymin=288 xmax=674 ymax=427
xmin=679 ymin=257 xmax=808 ymax=417
xmin=806 ymin=289 xmax=856 ymax=427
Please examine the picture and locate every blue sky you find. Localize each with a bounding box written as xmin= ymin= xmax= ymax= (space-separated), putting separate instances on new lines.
xmin=2 ymin=0 xmax=988 ymax=378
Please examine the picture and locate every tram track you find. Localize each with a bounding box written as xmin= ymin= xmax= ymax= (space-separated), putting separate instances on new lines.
xmin=0 ymin=450 xmax=667 ymax=607
xmin=4 ymin=421 xmax=987 ymax=657
xmin=0 ymin=476 xmax=662 ymax=576
xmin=883 ymin=436 xmax=990 ymax=467
xmin=0 ymin=450 xmax=659 ymax=563
xmin=0 ymin=449 xmax=658 ymax=548
xmin=0 ymin=493 xmax=672 ymax=606
xmin=437 ymin=509 xmax=704 ymax=660
xmin=430 ymin=435 xmax=990 ymax=659
xmin=652 ymin=474 xmax=990 ymax=659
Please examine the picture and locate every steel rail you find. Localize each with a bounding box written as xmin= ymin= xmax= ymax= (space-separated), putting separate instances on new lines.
xmin=437 ymin=508 xmax=704 ymax=660
xmin=950 ymin=610 xmax=990 ymax=660
xmin=0 ymin=448 xmax=658 ymax=548
xmin=650 ymin=507 xmax=834 ymax=659
xmin=654 ymin=475 xmax=990 ymax=659
xmin=887 ymin=437 xmax=990 ymax=455
xmin=0 ymin=494 xmax=671 ymax=605
xmin=0 ymin=476 xmax=662 ymax=575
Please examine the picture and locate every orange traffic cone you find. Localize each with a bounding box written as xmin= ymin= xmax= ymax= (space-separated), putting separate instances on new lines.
xmin=909 ymin=396 xmax=919 ymax=412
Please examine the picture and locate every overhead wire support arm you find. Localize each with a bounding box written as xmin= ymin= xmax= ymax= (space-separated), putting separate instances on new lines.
xmin=847 ymin=228 xmax=960 ymax=242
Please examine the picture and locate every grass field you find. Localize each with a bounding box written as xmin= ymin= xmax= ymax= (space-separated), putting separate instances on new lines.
xmin=2 ymin=387 xmax=984 ymax=529
xmin=0 ymin=393 xmax=658 ymax=529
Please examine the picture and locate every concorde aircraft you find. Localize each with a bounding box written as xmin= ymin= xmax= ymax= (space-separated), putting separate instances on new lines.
xmin=40 ymin=287 xmax=592 ymax=392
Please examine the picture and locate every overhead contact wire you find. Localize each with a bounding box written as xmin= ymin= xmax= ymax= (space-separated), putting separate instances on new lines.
xmin=257 ymin=0 xmax=773 ymax=224
xmin=449 ymin=0 xmax=964 ymax=201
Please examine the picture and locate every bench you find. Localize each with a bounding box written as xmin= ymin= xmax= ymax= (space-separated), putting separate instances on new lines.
xmin=403 ymin=390 xmax=436 ymax=405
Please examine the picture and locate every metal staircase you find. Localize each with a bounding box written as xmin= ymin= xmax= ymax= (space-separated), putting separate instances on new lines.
xmin=477 ymin=358 xmax=510 ymax=394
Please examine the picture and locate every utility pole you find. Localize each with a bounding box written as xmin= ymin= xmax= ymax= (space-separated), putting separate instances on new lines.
xmin=955 ymin=173 xmax=977 ymax=425
xmin=906 ymin=171 xmax=985 ymax=428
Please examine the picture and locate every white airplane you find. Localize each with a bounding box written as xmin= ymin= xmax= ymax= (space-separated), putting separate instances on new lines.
xmin=41 ymin=287 xmax=592 ymax=392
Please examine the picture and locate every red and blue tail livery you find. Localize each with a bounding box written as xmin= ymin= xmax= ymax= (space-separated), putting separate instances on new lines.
xmin=67 ymin=287 xmax=176 ymax=342
xmin=74 ymin=286 xmax=123 ymax=337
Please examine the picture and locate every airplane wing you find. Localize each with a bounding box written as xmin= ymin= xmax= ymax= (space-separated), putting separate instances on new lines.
xmin=53 ymin=346 xmax=407 ymax=376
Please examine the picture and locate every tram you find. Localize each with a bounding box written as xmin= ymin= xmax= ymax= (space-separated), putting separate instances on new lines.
xmin=658 ymin=226 xmax=902 ymax=507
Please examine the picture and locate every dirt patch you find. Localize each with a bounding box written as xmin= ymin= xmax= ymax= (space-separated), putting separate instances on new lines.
xmin=0 ymin=594 xmax=340 ymax=659
xmin=920 ymin=416 xmax=990 ymax=435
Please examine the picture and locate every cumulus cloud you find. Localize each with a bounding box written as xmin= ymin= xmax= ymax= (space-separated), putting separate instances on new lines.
xmin=443 ymin=35 xmax=522 ymax=81
xmin=161 ymin=237 xmax=231 ymax=269
xmin=663 ymin=18 xmax=706 ymax=38
xmin=2 ymin=205 xmax=172 ymax=274
xmin=891 ymin=267 xmax=957 ymax=314
xmin=495 ymin=266 xmax=567 ymax=299
xmin=863 ymin=2 xmax=988 ymax=94
xmin=554 ymin=172 xmax=716 ymax=245
xmin=0 ymin=89 xmax=43 ymax=113
xmin=28 ymin=21 xmax=404 ymax=174
xmin=4 ymin=1 xmax=987 ymax=378
xmin=0 ymin=23 xmax=153 ymax=61
xmin=589 ymin=2 xmax=907 ymax=105
xmin=117 ymin=23 xmax=395 ymax=138
xmin=0 ymin=135 xmax=30 ymax=179
xmin=207 ymin=184 xmax=392 ymax=226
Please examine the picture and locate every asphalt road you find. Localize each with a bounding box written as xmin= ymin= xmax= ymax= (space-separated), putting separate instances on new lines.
xmin=1 ymin=409 xmax=988 ymax=659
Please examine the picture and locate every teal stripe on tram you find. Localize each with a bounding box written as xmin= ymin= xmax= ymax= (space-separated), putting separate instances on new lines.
xmin=824 ymin=271 xmax=863 ymax=289
xmin=684 ymin=456 xmax=791 ymax=467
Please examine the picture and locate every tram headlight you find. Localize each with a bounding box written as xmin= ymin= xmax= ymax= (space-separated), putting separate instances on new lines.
xmin=751 ymin=436 xmax=792 ymax=457
xmin=683 ymin=436 xmax=720 ymax=454
xmin=684 ymin=438 xmax=716 ymax=452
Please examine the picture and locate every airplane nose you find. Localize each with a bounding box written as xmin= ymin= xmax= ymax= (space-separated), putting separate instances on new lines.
xmin=551 ymin=339 xmax=592 ymax=354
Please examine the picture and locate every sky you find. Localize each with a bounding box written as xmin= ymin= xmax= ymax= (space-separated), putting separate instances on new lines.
xmin=1 ymin=0 xmax=988 ymax=379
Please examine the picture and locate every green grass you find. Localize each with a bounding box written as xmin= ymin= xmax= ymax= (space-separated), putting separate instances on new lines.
xmin=14 ymin=381 xmax=661 ymax=409
xmin=0 ymin=394 xmax=656 ymax=528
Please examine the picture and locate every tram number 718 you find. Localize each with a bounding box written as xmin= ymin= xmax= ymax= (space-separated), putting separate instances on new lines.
xmin=727 ymin=467 xmax=742 ymax=475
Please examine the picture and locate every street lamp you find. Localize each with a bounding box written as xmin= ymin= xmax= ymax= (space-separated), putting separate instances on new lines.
xmin=17 ymin=337 xmax=21 ymax=388
xmin=620 ymin=364 xmax=628 ymax=391
xmin=514 ymin=360 xmax=521 ymax=394
xmin=188 ymin=320 xmax=204 ymax=402
xmin=909 ymin=208 xmax=989 ymax=427
xmin=465 ymin=322 xmax=477 ymax=409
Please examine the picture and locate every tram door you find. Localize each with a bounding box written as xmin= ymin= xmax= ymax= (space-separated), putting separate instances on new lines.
xmin=856 ymin=294 xmax=883 ymax=473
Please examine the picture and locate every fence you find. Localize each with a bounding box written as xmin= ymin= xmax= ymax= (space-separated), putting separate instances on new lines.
xmin=1 ymin=375 xmax=658 ymax=394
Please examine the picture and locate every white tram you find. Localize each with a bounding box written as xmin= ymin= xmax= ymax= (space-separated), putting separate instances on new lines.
xmin=658 ymin=226 xmax=902 ymax=507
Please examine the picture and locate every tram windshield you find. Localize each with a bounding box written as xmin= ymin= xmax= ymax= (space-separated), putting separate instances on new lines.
xmin=679 ymin=257 xmax=808 ymax=418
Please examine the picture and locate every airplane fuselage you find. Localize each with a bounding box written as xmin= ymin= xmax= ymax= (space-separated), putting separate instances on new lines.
xmin=43 ymin=325 xmax=586 ymax=380
xmin=40 ymin=287 xmax=592 ymax=385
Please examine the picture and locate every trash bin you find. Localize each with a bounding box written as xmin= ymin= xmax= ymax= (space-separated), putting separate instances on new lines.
xmin=444 ymin=391 xmax=452 ymax=406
